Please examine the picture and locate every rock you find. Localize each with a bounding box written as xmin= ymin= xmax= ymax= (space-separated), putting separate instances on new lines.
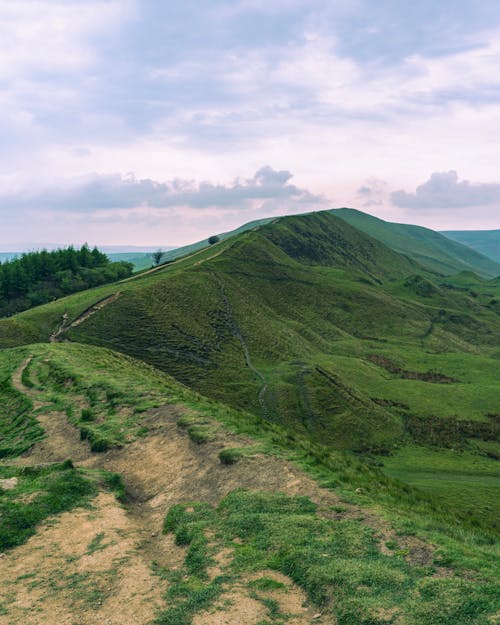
xmin=0 ymin=477 xmax=18 ymax=491
xmin=355 ymin=487 xmax=364 ymax=494
xmin=312 ymin=614 xmax=322 ymax=620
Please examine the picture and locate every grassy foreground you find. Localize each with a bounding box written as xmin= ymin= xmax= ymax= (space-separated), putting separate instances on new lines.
xmin=157 ymin=490 xmax=498 ymax=625
xmin=0 ymin=341 xmax=498 ymax=623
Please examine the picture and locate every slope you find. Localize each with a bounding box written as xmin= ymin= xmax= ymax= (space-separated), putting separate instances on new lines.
xmin=148 ymin=216 xmax=276 ymax=267
xmin=442 ymin=229 xmax=500 ymax=263
xmin=0 ymin=342 xmax=498 ymax=625
xmin=2 ymin=211 xmax=499 ymax=459
xmin=333 ymin=208 xmax=500 ymax=277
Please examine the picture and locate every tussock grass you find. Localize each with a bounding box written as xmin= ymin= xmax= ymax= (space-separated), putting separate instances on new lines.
xmin=160 ymin=490 xmax=500 ymax=625
xmin=0 ymin=461 xmax=97 ymax=551
xmin=0 ymin=349 xmax=44 ymax=458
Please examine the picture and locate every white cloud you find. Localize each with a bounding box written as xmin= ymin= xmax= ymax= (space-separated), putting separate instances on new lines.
xmin=0 ymin=166 xmax=326 ymax=213
xmin=0 ymin=1 xmax=132 ymax=80
xmin=392 ymin=171 xmax=500 ymax=209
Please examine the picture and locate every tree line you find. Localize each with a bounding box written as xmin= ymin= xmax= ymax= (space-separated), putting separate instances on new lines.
xmin=0 ymin=245 xmax=133 ymax=317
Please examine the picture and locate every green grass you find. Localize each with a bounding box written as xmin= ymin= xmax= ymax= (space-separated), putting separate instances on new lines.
xmin=0 ymin=340 xmax=498 ymax=623
xmin=1 ymin=334 xmax=497 ymax=534
xmin=56 ymin=213 xmax=499 ymax=456
xmin=0 ymin=212 xmax=498 ymax=622
xmin=0 ymin=461 xmax=97 ymax=551
xmin=0 ymin=348 xmax=44 ymax=458
xmin=381 ymin=446 xmax=500 ymax=529
xmin=12 ymin=342 xmax=183 ymax=450
xmin=159 ymin=490 xmax=499 ymax=625
xmin=2 ymin=212 xmax=499 ymax=457
xmin=334 ymin=208 xmax=500 ymax=277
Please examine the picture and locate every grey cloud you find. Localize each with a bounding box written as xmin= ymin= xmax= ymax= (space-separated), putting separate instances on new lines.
xmin=357 ymin=178 xmax=388 ymax=208
xmin=392 ymin=171 xmax=500 ymax=209
xmin=0 ymin=166 xmax=325 ymax=212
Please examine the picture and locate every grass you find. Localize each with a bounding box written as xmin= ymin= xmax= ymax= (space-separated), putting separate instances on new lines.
xmin=2 ymin=212 xmax=499 ymax=456
xmin=186 ymin=425 xmax=216 ymax=444
xmin=219 ymin=447 xmax=245 ymax=465
xmin=6 ymin=342 xmax=182 ymax=452
xmin=0 ymin=212 xmax=498 ymax=621
xmin=0 ymin=341 xmax=497 ymax=623
xmin=0 ymin=348 xmax=44 ymax=458
xmin=1 ymin=341 xmax=497 ymax=534
xmin=159 ymin=490 xmax=499 ymax=625
xmin=59 ymin=214 xmax=500 ymax=456
xmin=381 ymin=446 xmax=500 ymax=529
xmin=249 ymin=577 xmax=287 ymax=591
xmin=333 ymin=207 xmax=500 ymax=277
xmin=0 ymin=461 xmax=97 ymax=551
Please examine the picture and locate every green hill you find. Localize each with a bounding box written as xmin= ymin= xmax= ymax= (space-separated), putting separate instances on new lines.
xmin=333 ymin=208 xmax=500 ymax=277
xmin=2 ymin=211 xmax=499 ymax=456
xmin=442 ymin=230 xmax=500 ymax=263
xmin=1 ymin=210 xmax=499 ymax=624
xmin=151 ymin=216 xmax=275 ymax=265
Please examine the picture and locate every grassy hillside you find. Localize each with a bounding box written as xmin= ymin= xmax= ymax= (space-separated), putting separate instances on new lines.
xmin=1 ymin=206 xmax=499 ymax=623
xmin=130 ymin=218 xmax=273 ymax=271
xmin=0 ymin=342 xmax=498 ymax=624
xmin=334 ymin=208 xmax=500 ymax=277
xmin=442 ymin=230 xmax=500 ymax=263
xmin=107 ymin=251 xmax=154 ymax=271
xmin=2 ymin=212 xmax=498 ymax=456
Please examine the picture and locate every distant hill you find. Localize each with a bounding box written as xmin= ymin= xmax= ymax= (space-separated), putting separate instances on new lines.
xmin=333 ymin=208 xmax=500 ymax=277
xmin=0 ymin=252 xmax=18 ymax=263
xmin=108 ymin=218 xmax=276 ymax=272
xmin=442 ymin=230 xmax=500 ymax=263
xmin=154 ymin=216 xmax=276 ymax=265
xmin=107 ymin=252 xmax=154 ymax=272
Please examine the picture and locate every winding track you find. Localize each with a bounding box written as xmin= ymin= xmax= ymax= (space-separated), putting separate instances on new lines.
xmin=213 ymin=272 xmax=270 ymax=419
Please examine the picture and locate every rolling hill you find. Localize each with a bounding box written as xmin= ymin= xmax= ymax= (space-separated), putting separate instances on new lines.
xmin=333 ymin=208 xmax=500 ymax=277
xmin=442 ymin=229 xmax=500 ymax=263
xmin=0 ymin=209 xmax=499 ymax=624
xmin=2 ymin=211 xmax=499 ymax=453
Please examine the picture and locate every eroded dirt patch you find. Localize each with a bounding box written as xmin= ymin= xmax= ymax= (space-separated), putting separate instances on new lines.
xmin=193 ymin=570 xmax=328 ymax=625
xmin=0 ymin=492 xmax=165 ymax=625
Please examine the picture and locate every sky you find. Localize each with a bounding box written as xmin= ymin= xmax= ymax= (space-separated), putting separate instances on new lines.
xmin=1 ymin=0 xmax=500 ymax=250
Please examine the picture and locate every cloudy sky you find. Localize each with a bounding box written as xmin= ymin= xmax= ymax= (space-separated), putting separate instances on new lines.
xmin=1 ymin=0 xmax=500 ymax=249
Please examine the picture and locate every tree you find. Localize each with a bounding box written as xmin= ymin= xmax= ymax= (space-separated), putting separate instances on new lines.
xmin=208 ymin=235 xmax=220 ymax=245
xmin=152 ymin=249 xmax=165 ymax=266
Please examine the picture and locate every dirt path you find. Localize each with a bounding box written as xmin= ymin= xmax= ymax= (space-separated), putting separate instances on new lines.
xmin=10 ymin=358 xmax=91 ymax=464
xmin=119 ymin=239 xmax=226 ymax=284
xmin=50 ymin=292 xmax=121 ymax=342
xmin=4 ymin=358 xmax=347 ymax=624
xmin=214 ymin=273 xmax=270 ymax=419
xmin=2 ymin=357 xmax=444 ymax=625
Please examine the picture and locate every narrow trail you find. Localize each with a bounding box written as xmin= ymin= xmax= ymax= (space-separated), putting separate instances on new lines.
xmin=50 ymin=243 xmax=226 ymax=342
xmin=5 ymin=359 xmax=344 ymax=625
xmin=50 ymin=292 xmax=121 ymax=342
xmin=214 ymin=272 xmax=270 ymax=420
xmin=119 ymin=239 xmax=226 ymax=284
xmin=11 ymin=358 xmax=90 ymax=464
